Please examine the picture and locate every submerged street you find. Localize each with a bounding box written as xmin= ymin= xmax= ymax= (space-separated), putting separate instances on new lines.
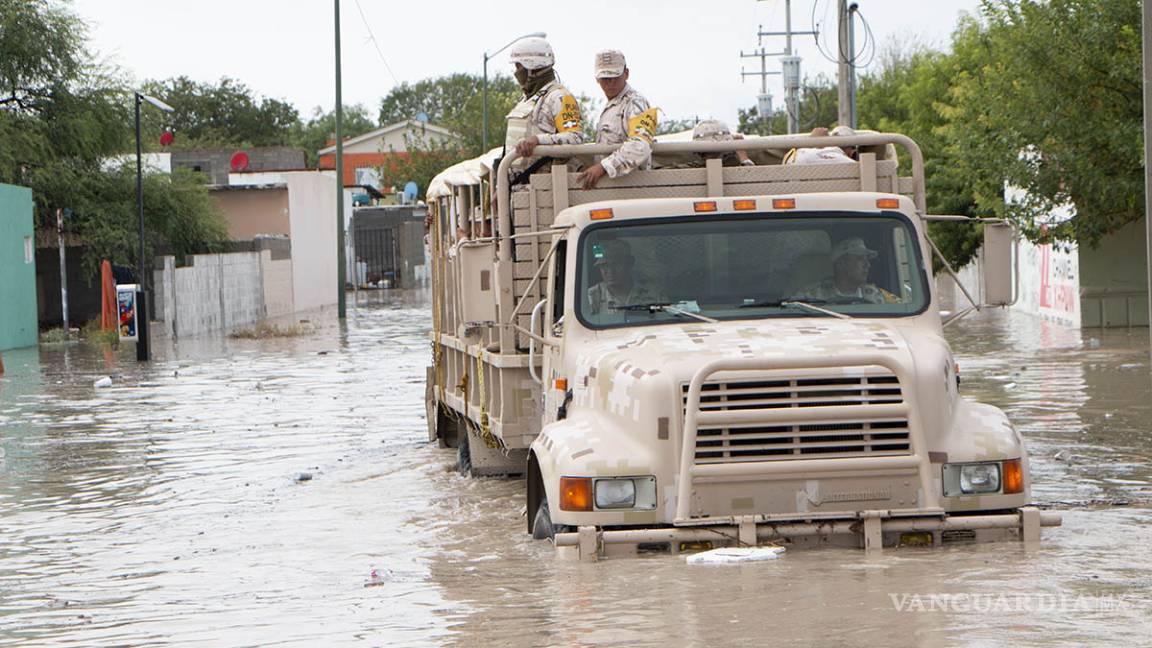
xmin=1 ymin=290 xmax=1150 ymax=647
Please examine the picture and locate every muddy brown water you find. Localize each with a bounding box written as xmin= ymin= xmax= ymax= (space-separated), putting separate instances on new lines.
xmin=1 ymin=290 xmax=1149 ymax=647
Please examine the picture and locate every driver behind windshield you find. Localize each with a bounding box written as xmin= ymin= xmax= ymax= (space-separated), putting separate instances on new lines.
xmin=586 ymin=240 xmax=668 ymax=314
xmin=795 ymin=237 xmax=901 ymax=304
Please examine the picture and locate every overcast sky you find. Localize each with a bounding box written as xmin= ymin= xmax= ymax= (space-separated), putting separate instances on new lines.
xmin=71 ymin=0 xmax=983 ymax=128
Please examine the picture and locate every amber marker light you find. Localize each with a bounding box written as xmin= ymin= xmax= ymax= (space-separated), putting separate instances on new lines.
xmin=589 ymin=208 xmax=614 ymax=220
xmin=1002 ymin=459 xmax=1024 ymax=494
xmin=693 ymin=201 xmax=718 ymax=212
xmin=733 ymin=199 xmax=757 ymax=211
xmin=554 ymin=378 xmax=568 ymax=391
xmin=560 ymin=477 xmax=593 ymax=511
xmin=772 ymin=198 xmax=796 ymax=209
xmin=876 ymin=198 xmax=901 ymax=209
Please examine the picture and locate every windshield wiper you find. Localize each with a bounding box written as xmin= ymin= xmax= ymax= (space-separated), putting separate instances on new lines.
xmin=610 ymin=302 xmax=719 ymax=323
xmin=739 ymin=298 xmax=852 ymax=320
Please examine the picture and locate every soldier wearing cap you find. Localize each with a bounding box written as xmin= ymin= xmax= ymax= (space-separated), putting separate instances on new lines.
xmin=505 ymin=36 xmax=584 ymax=168
xmin=795 ymin=237 xmax=901 ymax=304
xmin=692 ymin=119 xmax=755 ymax=167
xmin=586 ymin=240 xmax=667 ymax=315
xmin=577 ymin=50 xmax=658 ymax=190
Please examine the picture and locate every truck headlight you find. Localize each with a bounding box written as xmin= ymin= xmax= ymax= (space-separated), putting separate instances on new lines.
xmin=959 ymin=463 xmax=1000 ymax=493
xmin=943 ymin=462 xmax=1003 ymax=496
xmin=587 ymin=476 xmax=657 ymax=510
xmin=594 ymin=479 xmax=636 ymax=509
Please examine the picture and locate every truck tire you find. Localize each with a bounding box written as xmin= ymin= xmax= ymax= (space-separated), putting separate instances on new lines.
xmin=457 ymin=429 xmax=472 ymax=476
xmin=436 ymin=405 xmax=460 ymax=449
xmin=532 ymin=500 xmax=556 ymax=540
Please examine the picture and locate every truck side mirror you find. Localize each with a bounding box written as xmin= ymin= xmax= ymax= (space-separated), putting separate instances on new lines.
xmin=982 ymin=221 xmax=1016 ymax=306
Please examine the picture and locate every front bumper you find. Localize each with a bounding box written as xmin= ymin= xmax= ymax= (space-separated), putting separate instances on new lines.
xmin=553 ymin=507 xmax=1062 ymax=560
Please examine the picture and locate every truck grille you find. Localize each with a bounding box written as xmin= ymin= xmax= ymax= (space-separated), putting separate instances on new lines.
xmin=682 ymin=373 xmax=911 ymax=463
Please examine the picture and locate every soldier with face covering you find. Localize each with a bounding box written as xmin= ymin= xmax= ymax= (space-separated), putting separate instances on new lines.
xmin=504 ymin=36 xmax=584 ymax=170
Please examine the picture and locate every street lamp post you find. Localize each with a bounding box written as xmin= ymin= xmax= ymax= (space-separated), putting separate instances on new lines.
xmin=482 ymin=31 xmax=546 ymax=153
xmin=135 ymin=91 xmax=174 ymax=362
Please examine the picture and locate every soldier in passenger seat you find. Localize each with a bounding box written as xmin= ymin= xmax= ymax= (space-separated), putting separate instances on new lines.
xmin=794 ymin=238 xmax=901 ymax=304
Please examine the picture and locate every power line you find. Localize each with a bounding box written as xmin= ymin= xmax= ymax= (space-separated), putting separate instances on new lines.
xmin=353 ymin=0 xmax=400 ymax=87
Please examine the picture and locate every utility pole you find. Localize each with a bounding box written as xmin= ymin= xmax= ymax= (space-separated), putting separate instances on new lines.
xmin=837 ymin=0 xmax=852 ymax=127
xmin=740 ymin=46 xmax=779 ymax=133
xmin=55 ymin=207 xmax=70 ymax=336
xmin=848 ymin=3 xmax=859 ymax=128
xmin=335 ymin=0 xmax=347 ymax=319
xmin=1143 ymin=0 xmax=1152 ymax=347
xmin=756 ymin=0 xmax=817 ymax=134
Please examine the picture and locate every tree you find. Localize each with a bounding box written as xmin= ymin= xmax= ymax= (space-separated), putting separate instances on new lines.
xmin=857 ymin=45 xmax=986 ymax=269
xmin=377 ymin=134 xmax=465 ymax=199
xmin=290 ymin=104 xmax=377 ymax=166
xmin=0 ymin=0 xmax=236 ymax=276
xmin=43 ymin=164 xmax=229 ymax=274
xmin=944 ymin=0 xmax=1143 ymax=246
xmin=139 ymin=76 xmax=299 ymax=147
xmin=738 ymin=77 xmax=840 ymax=136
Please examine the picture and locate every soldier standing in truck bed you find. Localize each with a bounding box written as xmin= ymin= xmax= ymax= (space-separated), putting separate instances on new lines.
xmin=506 ymin=36 xmax=584 ymax=170
xmin=577 ymin=49 xmax=658 ymax=189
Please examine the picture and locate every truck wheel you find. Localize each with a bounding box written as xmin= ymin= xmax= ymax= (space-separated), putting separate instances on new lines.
xmin=457 ymin=430 xmax=472 ymax=476
xmin=532 ymin=499 xmax=556 ymax=540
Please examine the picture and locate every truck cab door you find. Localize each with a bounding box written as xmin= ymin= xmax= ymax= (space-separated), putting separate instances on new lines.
xmin=541 ymin=235 xmax=568 ymax=424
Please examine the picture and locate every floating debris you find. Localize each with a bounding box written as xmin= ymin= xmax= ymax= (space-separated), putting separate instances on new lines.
xmin=93 ymin=376 xmax=112 ymax=389
xmin=686 ymin=546 xmax=785 ymax=564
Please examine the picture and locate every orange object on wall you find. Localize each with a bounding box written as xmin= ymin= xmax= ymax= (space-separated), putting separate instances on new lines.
xmin=100 ymin=260 xmax=117 ymax=331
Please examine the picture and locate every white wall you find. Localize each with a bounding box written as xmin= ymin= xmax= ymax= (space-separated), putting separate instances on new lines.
xmin=1016 ymin=238 xmax=1081 ymax=328
xmin=284 ymin=171 xmax=339 ymax=311
xmin=154 ymin=250 xmax=296 ymax=338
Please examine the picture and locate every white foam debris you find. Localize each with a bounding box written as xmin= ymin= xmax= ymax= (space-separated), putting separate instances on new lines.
xmin=93 ymin=376 xmax=112 ymax=389
xmin=686 ymin=546 xmax=785 ymax=564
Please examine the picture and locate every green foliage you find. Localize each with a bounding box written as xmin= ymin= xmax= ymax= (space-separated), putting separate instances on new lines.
xmin=378 ymin=133 xmax=468 ymax=198
xmin=1 ymin=1 xmax=231 ymax=277
xmin=0 ymin=0 xmax=85 ymax=113
xmin=56 ymin=164 xmax=229 ymax=274
xmin=140 ymin=76 xmax=299 ymax=148
xmin=944 ymin=0 xmax=1143 ymax=246
xmin=857 ymin=46 xmax=987 ymax=269
xmin=289 ymin=104 xmax=377 ymax=166
xmin=80 ymin=318 xmax=118 ymax=346
xmin=378 ymin=72 xmax=523 ymax=155
xmin=738 ymin=76 xmax=841 ymax=136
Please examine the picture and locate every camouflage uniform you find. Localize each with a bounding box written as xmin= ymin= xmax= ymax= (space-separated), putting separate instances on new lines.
xmin=585 ymin=282 xmax=668 ymax=315
xmin=595 ymin=84 xmax=655 ymax=178
xmin=795 ymin=279 xmax=901 ymax=304
xmin=505 ymin=79 xmax=584 ymax=169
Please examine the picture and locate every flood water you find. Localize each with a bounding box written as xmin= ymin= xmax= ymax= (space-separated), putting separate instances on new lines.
xmin=1 ymin=290 xmax=1150 ymax=647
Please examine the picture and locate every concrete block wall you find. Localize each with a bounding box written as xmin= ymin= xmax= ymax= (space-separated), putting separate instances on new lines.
xmin=154 ymin=250 xmax=294 ymax=338
xmin=262 ymin=254 xmax=295 ymax=320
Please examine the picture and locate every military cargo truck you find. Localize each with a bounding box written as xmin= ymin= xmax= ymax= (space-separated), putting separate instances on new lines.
xmin=425 ymin=133 xmax=1060 ymax=560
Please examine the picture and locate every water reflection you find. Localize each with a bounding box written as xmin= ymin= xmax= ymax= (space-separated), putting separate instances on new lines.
xmin=0 ymin=297 xmax=1149 ymax=646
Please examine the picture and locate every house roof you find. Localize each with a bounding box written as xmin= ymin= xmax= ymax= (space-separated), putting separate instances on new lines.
xmin=317 ymin=119 xmax=459 ymax=156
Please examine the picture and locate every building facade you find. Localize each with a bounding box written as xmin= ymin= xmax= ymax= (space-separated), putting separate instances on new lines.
xmin=0 ymin=184 xmax=38 ymax=350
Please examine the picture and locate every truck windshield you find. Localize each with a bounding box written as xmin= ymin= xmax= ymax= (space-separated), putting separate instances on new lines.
xmin=577 ymin=212 xmax=929 ymax=329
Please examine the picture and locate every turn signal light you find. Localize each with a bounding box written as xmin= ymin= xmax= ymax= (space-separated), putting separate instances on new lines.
xmin=1003 ymin=459 xmax=1024 ymax=494
xmin=876 ymin=198 xmax=901 ymax=209
xmin=560 ymin=476 xmax=593 ymax=511
xmin=733 ymin=199 xmax=757 ymax=211
xmin=772 ymin=198 xmax=796 ymax=209
xmin=589 ymin=208 xmax=614 ymax=220
xmin=693 ymin=201 xmax=718 ymax=212
xmin=554 ymin=378 xmax=568 ymax=391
